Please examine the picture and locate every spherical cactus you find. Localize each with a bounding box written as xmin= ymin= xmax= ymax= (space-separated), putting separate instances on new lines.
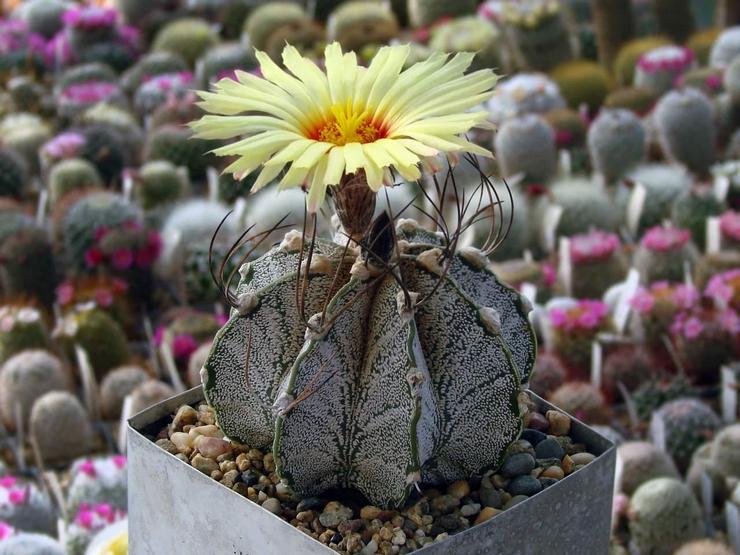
xmin=133 ymin=160 xmax=189 ymax=211
xmin=99 ymin=365 xmax=149 ymax=420
xmin=120 ymin=51 xmax=188 ymax=95
xmin=66 ymin=455 xmax=127 ymax=515
xmin=133 ymin=71 xmax=193 ymax=117
xmin=0 ymin=477 xmax=55 ymax=535
xmin=0 ymin=307 xmax=49 ymax=365
xmin=243 ymin=3 xmax=318 ymax=60
xmin=549 ymin=59 xmax=610 ymax=114
xmin=674 ymin=540 xmax=735 ymax=555
xmin=686 ymin=441 xmax=728 ymax=510
xmin=152 ymin=18 xmax=218 ymax=68
xmin=47 ymin=158 xmax=102 ymax=204
xmin=567 ymin=230 xmax=627 ymax=299
xmin=632 ymin=376 xmax=696 ymax=422
xmin=688 ymin=28 xmax=721 ymax=66
xmin=655 ymin=88 xmax=716 ymax=178
xmin=710 ymin=27 xmax=740 ymax=68
xmin=0 ymin=226 xmax=57 ymax=307
xmin=487 ymin=73 xmax=566 ymax=125
xmin=327 ymin=1 xmax=399 ymax=53
xmin=587 ymin=108 xmax=645 ymax=184
xmin=0 ymin=350 xmax=68 ymax=433
xmin=4 ymin=125 xmax=51 ymax=178
xmin=428 ymin=17 xmax=502 ymax=73
xmin=30 ymin=391 xmax=93 ymax=464
xmin=202 ymin=220 xmax=536 ymax=508
xmin=0 ymin=148 xmax=27 ymax=200
xmin=0 ymin=532 xmax=63 ymax=555
xmin=495 ymin=114 xmax=557 ymax=185
xmin=527 ymin=351 xmax=566 ymax=397
xmin=680 ymin=67 xmax=725 ymax=98
xmin=709 ymin=424 xmax=740 ymax=479
xmin=628 ymin=478 xmax=703 ymax=555
xmin=188 ymin=342 xmax=211 ymax=388
xmin=603 ymin=86 xmax=658 ymax=116
xmin=22 ymin=0 xmax=67 ymax=39
xmin=671 ymin=187 xmax=725 ymax=252
xmin=129 ymin=380 xmax=175 ymax=414
xmin=7 ymin=76 xmax=45 ymax=113
xmin=79 ymin=104 xmax=144 ymax=162
xmin=634 ymin=45 xmax=695 ymax=95
xmin=649 ymin=398 xmax=722 ymax=473
xmin=543 ymin=108 xmax=587 ymax=149
xmin=613 ymin=36 xmax=671 ymax=86
xmin=547 ymin=178 xmax=620 ymax=240
xmin=547 ymin=381 xmax=609 ymax=424
xmin=65 ymin=502 xmax=126 ymax=555
xmin=617 ymin=441 xmax=679 ymax=496
xmin=634 ymin=226 xmax=699 ymax=284
xmin=56 ymin=63 xmax=117 ymax=91
xmin=57 ymin=81 xmax=126 ymax=121
xmin=407 ymin=0 xmax=478 ymax=28
xmin=62 ymin=6 xmax=119 ymax=51
xmin=195 ymin=43 xmax=257 ymax=89
xmin=601 ymin=346 xmax=656 ymax=403
xmin=145 ymin=125 xmax=216 ymax=181
xmin=719 ymin=211 xmax=740 ymax=250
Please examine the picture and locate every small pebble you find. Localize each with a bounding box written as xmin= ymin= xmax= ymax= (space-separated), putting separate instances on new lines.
xmin=474 ymin=507 xmax=500 ymax=525
xmin=155 ymin=438 xmax=178 ymax=455
xmin=319 ymin=501 xmax=353 ymax=528
xmin=191 ymin=454 xmax=219 ymax=475
xmin=546 ymin=410 xmax=571 ymax=436
xmin=438 ymin=514 xmax=459 ymax=531
xmin=535 ymin=438 xmax=564 ymax=460
xmin=297 ymin=497 xmax=325 ymax=512
xmin=263 ymin=498 xmax=282 ymax=514
xmin=507 ymin=475 xmax=542 ymax=496
xmin=562 ymin=454 xmax=575 ymax=475
xmin=540 ymin=477 xmax=559 ymax=489
xmin=541 ymin=466 xmax=564 ymax=480
xmin=360 ymin=539 xmax=378 ymax=555
xmin=527 ymin=412 xmax=549 ymax=431
xmin=172 ymin=405 xmax=198 ymax=430
xmin=194 ymin=435 xmax=231 ymax=459
xmin=571 ymin=452 xmax=595 ymax=465
xmin=520 ymin=429 xmax=547 ymax=446
xmin=479 ymin=486 xmax=501 ymax=509
xmin=447 ymin=480 xmax=470 ymax=499
xmin=500 ymin=453 xmax=535 ymax=478
xmin=460 ymin=503 xmax=481 ymax=517
xmin=430 ymin=494 xmax=459 ymax=514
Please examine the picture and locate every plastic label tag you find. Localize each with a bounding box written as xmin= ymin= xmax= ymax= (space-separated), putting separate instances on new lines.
xmin=721 ymin=366 xmax=738 ymax=424
xmin=715 ymin=174 xmax=730 ymax=203
xmin=74 ymin=345 xmax=100 ymax=421
xmin=626 ymin=182 xmax=647 ymax=236
xmin=35 ymin=189 xmax=47 ymax=226
xmin=706 ymin=217 xmax=721 ymax=255
xmin=614 ymin=268 xmax=640 ymax=335
xmin=543 ymin=205 xmax=563 ymax=253
xmin=118 ymin=395 xmax=133 ymax=454
xmin=590 ymin=341 xmax=603 ymax=390
xmin=160 ymin=341 xmax=187 ymax=393
xmin=558 ymin=237 xmax=572 ymax=296
xmin=207 ymin=167 xmax=219 ymax=203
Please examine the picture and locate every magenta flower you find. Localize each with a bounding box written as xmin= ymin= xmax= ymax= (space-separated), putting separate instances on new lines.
xmin=0 ymin=477 xmax=16 ymax=489
xmin=550 ymin=300 xmax=608 ymax=331
xmin=641 ymin=226 xmax=691 ymax=252
xmin=61 ymin=81 xmax=119 ymax=103
xmin=153 ymin=325 xmax=165 ymax=347
xmin=706 ymin=73 xmax=723 ymax=91
xmin=630 ymin=289 xmax=655 ymax=314
xmin=93 ymin=226 xmax=109 ymax=242
xmin=62 ymin=7 xmax=117 ymax=30
xmin=720 ymin=211 xmax=740 ymax=241
xmin=94 ymin=288 xmax=113 ymax=308
xmin=719 ymin=309 xmax=740 ymax=333
xmin=542 ymin=262 xmax=556 ymax=287
xmin=42 ymin=132 xmax=85 ymax=160
xmin=112 ymin=455 xmax=127 ymax=469
xmin=56 ymin=282 xmax=75 ymax=306
xmin=216 ymin=313 xmax=229 ymax=326
xmin=570 ymin=230 xmax=621 ymax=264
xmin=172 ymin=334 xmax=199 ymax=361
xmin=110 ymin=249 xmax=134 ymax=270
xmin=84 ymin=247 xmax=104 ymax=268
xmin=75 ymin=509 xmax=94 ymax=529
xmin=8 ymin=488 xmax=27 ymax=505
xmin=111 ymin=278 xmax=129 ymax=294
xmin=94 ymin=503 xmax=113 ymax=519
xmin=672 ymin=284 xmax=699 ymax=310
xmin=682 ymin=316 xmax=704 ymax=339
xmin=79 ymin=459 xmax=97 ymax=478
xmin=0 ymin=521 xmax=13 ymax=540
xmin=554 ymin=129 xmax=574 ymax=148
xmin=705 ymin=270 xmax=738 ymax=306
xmin=637 ymin=46 xmax=693 ymax=73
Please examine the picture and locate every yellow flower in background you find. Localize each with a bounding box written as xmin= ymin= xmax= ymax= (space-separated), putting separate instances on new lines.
xmin=192 ymin=42 xmax=497 ymax=212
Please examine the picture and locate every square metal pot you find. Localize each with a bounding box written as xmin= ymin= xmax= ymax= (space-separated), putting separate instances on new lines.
xmin=128 ymin=387 xmax=616 ymax=555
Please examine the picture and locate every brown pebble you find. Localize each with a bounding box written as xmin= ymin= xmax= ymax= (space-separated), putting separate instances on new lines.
xmin=155 ymin=439 xmax=178 ymax=455
xmin=562 ymin=454 xmax=574 ymax=474
xmin=191 ymin=454 xmax=219 ymax=475
xmin=361 ymin=505 xmax=382 ymax=520
xmin=447 ymin=480 xmax=470 ymax=499
xmin=546 ymin=410 xmax=571 ymax=436
xmin=232 ymin=483 xmax=249 ymax=497
xmin=530 ymin=467 xmax=543 ymax=479
xmin=571 ymin=452 xmax=595 ymax=465
xmin=172 ymin=405 xmax=198 ymax=430
xmin=194 ymin=435 xmax=232 ymax=459
xmin=474 ymin=507 xmax=500 ymax=525
xmin=296 ymin=510 xmax=315 ymax=523
xmin=541 ymin=466 xmax=564 ymax=480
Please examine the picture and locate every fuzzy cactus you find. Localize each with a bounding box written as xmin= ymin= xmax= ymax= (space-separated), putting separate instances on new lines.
xmin=549 ymin=299 xmax=612 ymax=378
xmin=613 ymin=36 xmax=672 ymax=87
xmin=649 ymin=398 xmax=721 ymax=473
xmin=547 ymin=381 xmax=609 ymax=424
xmin=603 ymin=87 xmax=658 ymax=116
xmin=655 ymin=88 xmax=715 ymax=178
xmin=601 ymin=346 xmax=656 ymax=403
xmin=634 ymin=46 xmax=695 ymax=95
xmin=587 ymin=108 xmax=645 ymax=185
xmin=680 ymin=67 xmax=725 ymax=98
xmin=632 ymin=376 xmax=696 ymax=422
xmin=152 ymin=18 xmax=218 ymax=68
xmin=53 ymin=307 xmax=130 ymax=379
xmin=0 ymin=350 xmax=68 ymax=433
xmin=47 ymin=158 xmax=102 ymax=204
xmin=133 ymin=160 xmax=189 ymax=211
xmin=710 ymin=26 xmax=740 ymax=68
xmin=243 ymin=3 xmax=322 ymax=62
xmin=56 ymin=63 xmax=117 ymax=91
xmin=78 ymin=125 xmax=127 ymax=185
xmin=0 ymin=477 xmax=55 ymax=536
xmin=99 ymin=366 xmax=149 ymax=420
xmin=62 ymin=6 xmax=119 ymax=51
xmin=527 ymin=351 xmax=566 ymax=397
xmin=617 ymin=441 xmax=679 ymax=496
xmin=65 ymin=502 xmax=126 ymax=555
xmin=21 ymin=0 xmax=67 ymax=39
xmin=67 ymin=456 xmax=128 ymax=515
xmin=495 ymin=114 xmax=557 ymax=185
xmin=129 ymin=380 xmax=175 ymax=415
xmin=671 ymin=187 xmax=725 ymax=251
xmin=429 ymin=17 xmax=502 ymax=73
xmin=327 ymin=1 xmax=399 ymax=53
xmin=634 ymin=227 xmax=699 ymax=284
xmin=195 ymin=43 xmax=257 ymax=89
xmin=549 ymin=59 xmax=610 ymax=114
xmin=566 ymin=230 xmax=627 ymax=299
xmin=407 ymin=0 xmax=478 ymax=27
xmin=144 ymin=125 xmax=216 ymax=181
xmin=674 ymin=540 xmax=735 ymax=555
xmin=0 ymin=226 xmax=57 ymax=307
xmin=120 ymin=51 xmax=188 ymax=95
xmin=710 ymin=424 xmax=740 ymax=479
xmin=628 ymin=478 xmax=703 ymax=555
xmin=0 ymin=148 xmax=27 ymax=200
xmin=0 ymin=532 xmax=64 ymax=555
xmin=4 ymin=124 xmax=51 ymax=177
xmin=79 ymin=105 xmax=143 ymax=162
xmin=546 ymin=178 xmax=620 ymax=241
xmin=30 ymin=391 xmax=93 ymax=464
xmin=133 ymin=72 xmax=193 ymax=117
xmin=0 ymin=307 xmax=49 ymax=365
xmin=486 ymin=73 xmax=565 ymax=125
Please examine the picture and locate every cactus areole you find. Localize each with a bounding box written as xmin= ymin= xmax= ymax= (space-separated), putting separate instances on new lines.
xmin=193 ymin=42 xmax=537 ymax=508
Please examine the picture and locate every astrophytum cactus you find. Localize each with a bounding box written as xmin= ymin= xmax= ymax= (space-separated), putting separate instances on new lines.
xmin=195 ymin=43 xmax=537 ymax=508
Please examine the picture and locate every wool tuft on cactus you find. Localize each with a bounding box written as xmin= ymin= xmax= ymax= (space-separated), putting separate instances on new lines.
xmin=193 ymin=43 xmax=537 ymax=508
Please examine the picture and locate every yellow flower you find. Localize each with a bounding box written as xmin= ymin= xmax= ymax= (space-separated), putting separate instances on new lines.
xmin=192 ymin=42 xmax=497 ymax=212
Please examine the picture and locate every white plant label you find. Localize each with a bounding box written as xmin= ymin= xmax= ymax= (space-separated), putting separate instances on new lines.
xmin=700 ymin=471 xmax=714 ymax=516
xmin=160 ymin=341 xmax=187 ymax=393
xmin=558 ymin=237 xmax=572 ymax=296
xmin=521 ymin=282 xmax=537 ymax=307
xmin=47 ymin=473 xmax=67 ymax=521
xmin=727 ymin=502 xmax=740 ymax=555
xmin=705 ymin=217 xmax=721 ymax=255
xmin=626 ymin=182 xmax=647 ymax=236
xmin=651 ymin=414 xmax=667 ymax=451
xmin=122 ymin=172 xmax=134 ymax=202
xmin=683 ymin=260 xmax=693 ymax=287
xmin=590 ymin=341 xmax=603 ymax=390
xmin=35 ymin=189 xmax=47 ymax=226
xmin=74 ymin=345 xmax=100 ymax=420
xmin=614 ymin=268 xmax=640 ymax=335
xmin=233 ymin=197 xmax=248 ymax=225
xmin=715 ymin=174 xmax=730 ymax=203
xmin=118 ymin=395 xmax=134 ymax=454
xmin=542 ymin=205 xmax=563 ymax=253
xmin=143 ymin=315 xmax=162 ymax=378
xmin=558 ymin=149 xmax=572 ymax=177
xmin=207 ymin=167 xmax=219 ymax=202
xmin=14 ymin=402 xmax=25 ymax=471
xmin=721 ymin=366 xmax=738 ymax=424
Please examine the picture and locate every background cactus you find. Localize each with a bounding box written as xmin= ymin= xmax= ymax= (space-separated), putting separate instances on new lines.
xmin=0 ymin=478 xmax=55 ymax=536
xmin=494 ymin=114 xmax=557 ymax=185
xmin=603 ymin=86 xmax=658 ymax=116
xmin=632 ymin=376 xmax=697 ymax=422
xmin=21 ymin=0 xmax=67 ymax=39
xmin=152 ymin=18 xmax=219 ymax=68
xmin=0 ymin=532 xmax=63 ymax=555
xmin=66 ymin=456 xmax=128 ymax=514
xmin=613 ymin=36 xmax=672 ymax=86
xmin=634 ymin=46 xmax=695 ymax=95
xmin=617 ymin=441 xmax=679 ymax=496
xmin=527 ymin=351 xmax=566 ymax=397
xmin=0 ymin=148 xmax=27 ymax=200
xmin=99 ymin=365 xmax=150 ymax=420
xmin=0 ymin=307 xmax=49 ymax=365
xmin=681 ymin=67 xmax=725 ymax=97
xmin=567 ymin=230 xmax=627 ymax=299
xmin=133 ymin=160 xmax=189 ymax=211
xmin=549 ymin=59 xmax=610 ymax=114
xmin=547 ymin=178 xmax=620 ymax=240
xmin=144 ymin=125 xmax=217 ymax=181
xmin=0 ymin=226 xmax=57 ymax=307
xmin=673 ymin=540 xmax=735 ymax=555
xmin=709 ymin=423 xmax=740 ymax=479
xmin=120 ymin=51 xmax=188 ymax=95
xmin=129 ymin=379 xmax=175 ymax=414
xmin=487 ymin=73 xmax=566 ymax=124
xmin=195 ymin=43 xmax=257 ymax=89
xmin=47 ymin=158 xmax=102 ymax=204
xmin=587 ymin=108 xmax=645 ymax=185
xmin=428 ymin=17 xmax=503 ymax=73
xmin=634 ymin=226 xmax=699 ymax=284
xmin=407 ymin=0 xmax=478 ymax=28
xmin=671 ymin=187 xmax=725 ymax=251
xmin=30 ymin=391 xmax=93 ymax=464
xmin=601 ymin=345 xmax=656 ymax=403
xmin=243 ymin=3 xmax=312 ymax=55
xmin=627 ymin=478 xmax=703 ymax=555
xmin=547 ymin=381 xmax=609 ymax=424
xmin=710 ymin=26 xmax=740 ymax=68
xmin=688 ymin=28 xmax=721 ymax=66
xmin=327 ymin=1 xmax=399 ymax=53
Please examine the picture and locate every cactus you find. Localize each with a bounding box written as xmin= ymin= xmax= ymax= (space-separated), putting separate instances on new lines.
xmin=674 ymin=540 xmax=735 ymax=555
xmin=671 ymin=187 xmax=725 ymax=252
xmin=65 ymin=502 xmax=126 ymax=555
xmin=603 ymin=86 xmax=656 ymax=116
xmin=145 ymin=125 xmax=217 ymax=181
xmin=632 ymin=376 xmax=696 ymax=421
xmin=0 ymin=148 xmax=27 ymax=200
xmin=21 ymin=0 xmax=67 ymax=39
xmin=672 ymin=308 xmax=737 ymax=385
xmin=187 ymin=342 xmax=211 ymax=388
xmin=80 ymin=104 xmax=144 ymax=162
xmin=57 ymin=81 xmax=126 ymax=121
xmin=543 ymin=108 xmax=587 ymax=149
xmin=133 ymin=72 xmax=193 ymax=117
xmin=547 ymin=381 xmax=609 ymax=424
xmin=53 ymin=307 xmax=130 ymax=379
xmin=201 ymin=219 xmax=536 ymax=507
xmin=30 ymin=391 xmax=93 ymax=464
xmin=628 ymin=478 xmax=703 ymax=555
xmin=7 ymin=76 xmax=45 ymax=113
xmin=195 ymin=43 xmax=257 ymax=89
xmin=429 ymin=17 xmax=502 ymax=73
xmin=680 ymin=67 xmax=725 ymax=98
xmin=613 ymin=36 xmax=672 ymax=87
xmin=183 ymin=240 xmax=236 ymax=304
xmin=120 ymin=51 xmax=188 ymax=95
xmin=567 ymin=230 xmax=627 ymax=299
xmin=549 ymin=59 xmax=610 ymax=114
xmin=0 ymin=226 xmax=57 ymax=307
xmin=67 ymin=455 xmax=128 ymax=514
xmin=78 ymin=125 xmax=127 ymax=185
xmin=634 ymin=46 xmax=695 ymax=96
xmin=57 ymin=63 xmax=117 ymax=92
xmin=327 ymin=1 xmax=399 ymax=53
xmin=100 ymin=366 xmax=149 ymax=420
xmin=243 ymin=3 xmax=310 ymax=54
xmin=0 ymin=478 xmax=55 ymax=536
xmin=4 ymin=125 xmax=51 ymax=178
xmin=129 ymin=380 xmax=175 ymax=414
xmin=471 ymin=188 xmax=529 ymax=262
xmin=617 ymin=441 xmax=679 ymax=496
xmin=0 ymin=532 xmax=63 ymax=555
xmin=487 ymin=73 xmax=566 ymax=124
xmin=549 ymin=300 xmax=612 ymax=379
xmin=407 ymin=0 xmax=478 ymax=28
xmin=47 ymin=158 xmax=102 ymax=204
xmin=494 ymin=114 xmax=557 ymax=185
xmin=634 ymin=226 xmax=699 ymax=284
xmin=152 ymin=18 xmax=218 ymax=68
xmin=0 ymin=307 xmax=49 ymax=365
xmin=710 ymin=26 xmax=740 ymax=68
xmin=62 ymin=6 xmax=119 ymax=51
xmin=710 ymin=424 xmax=740 ymax=478
xmin=688 ymin=28 xmax=722 ymax=66
xmin=685 ymin=441 xmax=728 ymax=510
xmin=161 ymin=310 xmax=220 ymax=365
xmin=527 ymin=351 xmax=566 ymax=397
xmin=134 ymin=160 xmax=189 ymax=211
xmin=601 ymin=346 xmax=656 ymax=403
xmin=587 ymin=108 xmax=645 ymax=185
xmin=649 ymin=398 xmax=721 ymax=473
xmin=547 ymin=178 xmax=621 ymax=239
xmin=724 ymin=56 xmax=740 ymax=108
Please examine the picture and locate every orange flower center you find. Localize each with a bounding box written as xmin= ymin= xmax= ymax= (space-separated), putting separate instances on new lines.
xmin=309 ymin=101 xmax=386 ymax=146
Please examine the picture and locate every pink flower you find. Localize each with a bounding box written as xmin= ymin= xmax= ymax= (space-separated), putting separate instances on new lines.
xmin=0 ymin=521 xmax=14 ymax=540
xmin=42 ymin=132 xmax=85 ymax=160
xmin=630 ymin=289 xmax=655 ymax=314
xmin=216 ymin=313 xmax=229 ymax=326
xmin=554 ymin=129 xmax=574 ymax=148
xmin=542 ymin=263 xmax=556 ymax=287
xmin=61 ymin=81 xmax=119 ymax=104
xmin=93 ymin=226 xmax=109 ymax=242
xmin=682 ymin=317 xmax=704 ymax=339
xmin=94 ymin=288 xmax=113 ymax=308
xmin=75 ymin=509 xmax=94 ymax=529
xmin=84 ymin=247 xmax=104 ymax=268
xmin=672 ymin=284 xmax=699 ymax=309
xmin=110 ymin=249 xmax=134 ymax=270
xmin=705 ymin=270 xmax=739 ymax=306
xmin=94 ymin=503 xmax=112 ymax=519
xmin=56 ymin=282 xmax=75 ymax=305
xmin=79 ymin=459 xmax=96 ymax=478
xmin=153 ymin=326 xmax=165 ymax=347
xmin=706 ymin=73 xmax=723 ymax=91
xmin=111 ymin=278 xmax=129 ymax=294
xmin=641 ymin=226 xmax=691 ymax=251
xmin=570 ymin=230 xmax=621 ymax=264
xmin=8 ymin=488 xmax=27 ymax=505
xmin=112 ymin=455 xmax=127 ymax=469
xmin=720 ymin=211 xmax=740 ymax=241
xmin=62 ymin=7 xmax=117 ymax=30
xmin=0 ymin=477 xmax=16 ymax=489
xmin=719 ymin=309 xmax=740 ymax=333
xmin=549 ymin=308 xmax=568 ymax=329
xmin=172 ymin=334 xmax=198 ymax=361
xmin=551 ymin=300 xmax=609 ymax=331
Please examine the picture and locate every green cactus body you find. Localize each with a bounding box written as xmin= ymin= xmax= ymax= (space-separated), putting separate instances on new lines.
xmin=603 ymin=87 xmax=658 ymax=116
xmin=134 ymin=160 xmax=188 ymax=211
xmin=617 ymin=441 xmax=679 ymax=496
xmin=548 ymin=179 xmax=620 ymax=239
xmin=503 ymin=2 xmax=573 ymax=72
xmin=152 ymin=18 xmax=219 ymax=67
xmin=5 ymin=125 xmax=51 ymax=177
xmin=655 ymin=88 xmax=716 ymax=178
xmin=7 ymin=76 xmax=45 ymax=113
xmin=54 ymin=308 xmax=130 ymax=379
xmin=710 ymin=27 xmax=740 ymax=68
xmin=628 ymin=478 xmax=703 ymax=555
xmin=494 ymin=114 xmax=557 ymax=185
xmin=613 ymin=36 xmax=672 ymax=87
xmin=407 ymin=0 xmax=478 ymax=28
xmin=327 ymin=1 xmax=399 ymax=53
xmin=568 ymin=230 xmax=627 ymax=299
xmin=547 ymin=381 xmax=608 ymax=424
xmin=203 ymin=222 xmax=535 ymax=507
xmin=79 ymin=125 xmax=127 ymax=185
xmin=145 ymin=125 xmax=217 ymax=181
xmin=195 ymin=43 xmax=257 ymax=89
xmin=30 ymin=391 xmax=93 ymax=464
xmin=688 ymin=28 xmax=721 ymax=66
xmin=120 ymin=51 xmax=189 ymax=95
xmin=549 ymin=59 xmax=610 ymax=114
xmin=632 ymin=376 xmax=696 ymax=422
xmin=243 ymin=3 xmax=310 ymax=54
xmin=22 ymin=0 xmax=67 ymax=39
xmin=129 ymin=379 xmax=175 ymax=414
xmin=601 ymin=346 xmax=655 ymax=403
xmin=544 ymin=108 xmax=589 ymax=173
xmin=0 ymin=226 xmax=57 ymax=307
xmin=56 ymin=63 xmax=117 ymax=91
xmin=100 ymin=365 xmax=149 ymax=420
xmin=78 ymin=42 xmax=136 ymax=73
xmin=0 ymin=532 xmax=63 ymax=554
xmin=587 ymin=108 xmax=645 ymax=185
xmin=650 ymin=398 xmax=721 ymax=473
xmin=48 ymin=158 xmax=103 ymax=204
xmin=0 ymin=480 xmax=56 ymax=536
xmin=671 ymin=187 xmax=725 ymax=251
xmin=429 ymin=17 xmax=502 ymax=73
xmin=0 ymin=307 xmax=49 ymax=365
xmin=80 ymin=104 xmax=144 ymax=161
xmin=0 ymin=148 xmax=28 ymax=199
xmin=710 ymin=424 xmax=740 ymax=479
xmin=681 ymin=67 xmax=724 ymax=98
xmin=487 ymin=73 xmax=566 ymax=124
xmin=634 ymin=227 xmax=699 ymax=284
